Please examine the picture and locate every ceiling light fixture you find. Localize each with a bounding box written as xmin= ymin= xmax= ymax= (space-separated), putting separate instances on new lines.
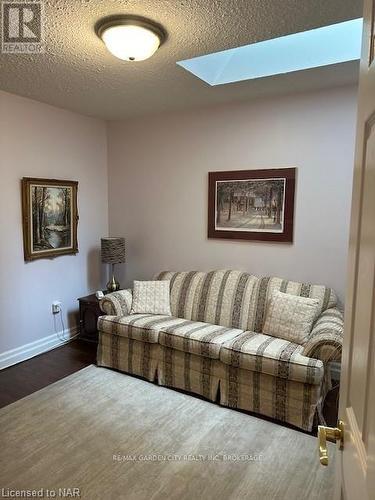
xmin=95 ymin=15 xmax=166 ymax=62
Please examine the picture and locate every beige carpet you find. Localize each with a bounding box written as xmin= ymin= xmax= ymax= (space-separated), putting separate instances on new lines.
xmin=0 ymin=365 xmax=336 ymax=500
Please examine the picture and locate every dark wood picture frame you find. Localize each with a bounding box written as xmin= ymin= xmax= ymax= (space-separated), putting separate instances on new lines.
xmin=21 ymin=177 xmax=79 ymax=261
xmin=208 ymin=167 xmax=296 ymax=243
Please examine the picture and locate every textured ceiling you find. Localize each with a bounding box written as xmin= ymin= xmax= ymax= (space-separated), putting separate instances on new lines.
xmin=0 ymin=0 xmax=363 ymax=120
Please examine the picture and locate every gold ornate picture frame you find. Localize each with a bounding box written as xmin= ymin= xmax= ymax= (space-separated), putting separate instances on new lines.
xmin=21 ymin=177 xmax=79 ymax=261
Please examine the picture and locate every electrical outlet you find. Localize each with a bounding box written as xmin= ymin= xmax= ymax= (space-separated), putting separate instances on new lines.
xmin=52 ymin=301 xmax=61 ymax=314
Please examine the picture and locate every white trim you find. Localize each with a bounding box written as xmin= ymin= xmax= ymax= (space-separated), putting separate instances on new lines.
xmin=0 ymin=327 xmax=79 ymax=370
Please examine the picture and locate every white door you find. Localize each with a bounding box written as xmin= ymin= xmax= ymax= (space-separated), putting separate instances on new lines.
xmin=336 ymin=0 xmax=375 ymax=497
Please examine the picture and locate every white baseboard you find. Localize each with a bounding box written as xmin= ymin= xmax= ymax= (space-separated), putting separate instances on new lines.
xmin=0 ymin=327 xmax=79 ymax=370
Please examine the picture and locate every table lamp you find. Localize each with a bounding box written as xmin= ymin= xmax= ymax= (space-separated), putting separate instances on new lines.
xmin=101 ymin=237 xmax=125 ymax=292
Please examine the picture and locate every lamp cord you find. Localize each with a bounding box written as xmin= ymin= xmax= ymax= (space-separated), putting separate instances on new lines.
xmin=53 ymin=305 xmax=80 ymax=342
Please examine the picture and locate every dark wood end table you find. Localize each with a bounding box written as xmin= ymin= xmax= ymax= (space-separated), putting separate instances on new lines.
xmin=78 ymin=293 xmax=103 ymax=344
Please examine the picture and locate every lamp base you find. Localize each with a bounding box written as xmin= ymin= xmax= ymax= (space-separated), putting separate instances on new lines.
xmin=106 ymin=275 xmax=120 ymax=292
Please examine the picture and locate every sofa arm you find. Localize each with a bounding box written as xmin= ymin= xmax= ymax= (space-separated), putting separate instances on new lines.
xmin=302 ymin=307 xmax=344 ymax=363
xmin=99 ymin=289 xmax=132 ymax=316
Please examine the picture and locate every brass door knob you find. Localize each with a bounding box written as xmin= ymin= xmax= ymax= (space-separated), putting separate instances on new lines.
xmin=318 ymin=421 xmax=344 ymax=466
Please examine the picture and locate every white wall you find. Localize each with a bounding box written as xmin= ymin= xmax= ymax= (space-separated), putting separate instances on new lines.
xmin=0 ymin=85 xmax=357 ymax=364
xmin=107 ymin=86 xmax=358 ymax=303
xmin=0 ymin=91 xmax=108 ymax=356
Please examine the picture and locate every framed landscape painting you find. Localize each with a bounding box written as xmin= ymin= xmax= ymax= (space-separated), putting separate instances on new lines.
xmin=208 ymin=168 xmax=296 ymax=242
xmin=21 ymin=178 xmax=79 ymax=261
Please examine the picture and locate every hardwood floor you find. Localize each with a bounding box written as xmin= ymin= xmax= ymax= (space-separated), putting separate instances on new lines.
xmin=0 ymin=339 xmax=338 ymax=430
xmin=0 ymin=340 xmax=97 ymax=409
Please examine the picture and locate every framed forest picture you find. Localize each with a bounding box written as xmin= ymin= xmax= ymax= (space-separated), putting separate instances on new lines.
xmin=21 ymin=178 xmax=79 ymax=261
xmin=208 ymin=168 xmax=296 ymax=242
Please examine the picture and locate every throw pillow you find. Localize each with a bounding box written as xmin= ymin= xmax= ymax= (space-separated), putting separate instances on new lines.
xmin=131 ymin=280 xmax=171 ymax=315
xmin=262 ymin=290 xmax=320 ymax=344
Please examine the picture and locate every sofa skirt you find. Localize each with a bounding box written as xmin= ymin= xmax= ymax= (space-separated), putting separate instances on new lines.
xmin=98 ymin=332 xmax=159 ymax=382
xmin=157 ymin=347 xmax=220 ymax=402
xmin=97 ymin=331 xmax=322 ymax=431
xmin=219 ymin=365 xmax=321 ymax=431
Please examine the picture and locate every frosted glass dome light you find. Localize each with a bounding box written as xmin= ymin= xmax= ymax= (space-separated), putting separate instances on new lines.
xmin=96 ymin=16 xmax=166 ymax=62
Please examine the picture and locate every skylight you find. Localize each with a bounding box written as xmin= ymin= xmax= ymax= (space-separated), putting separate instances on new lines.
xmin=177 ymin=18 xmax=363 ymax=86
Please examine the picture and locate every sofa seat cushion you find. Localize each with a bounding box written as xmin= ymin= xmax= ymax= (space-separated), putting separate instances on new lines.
xmin=98 ymin=314 xmax=190 ymax=344
xmin=98 ymin=315 xmax=244 ymax=357
xmin=219 ymin=331 xmax=324 ymax=385
xmin=158 ymin=320 xmax=245 ymax=359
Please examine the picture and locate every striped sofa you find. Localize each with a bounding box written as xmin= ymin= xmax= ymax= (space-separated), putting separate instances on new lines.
xmin=97 ymin=270 xmax=344 ymax=431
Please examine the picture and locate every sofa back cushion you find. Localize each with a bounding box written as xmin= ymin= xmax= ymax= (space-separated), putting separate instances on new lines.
xmin=190 ymin=270 xmax=260 ymax=329
xmin=155 ymin=271 xmax=337 ymax=333
xmin=156 ymin=270 xmax=260 ymax=330
xmin=251 ymin=276 xmax=337 ymax=333
xmin=155 ymin=271 xmax=206 ymax=320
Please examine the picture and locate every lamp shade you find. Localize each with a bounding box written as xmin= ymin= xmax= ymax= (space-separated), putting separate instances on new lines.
xmin=101 ymin=237 xmax=125 ymax=264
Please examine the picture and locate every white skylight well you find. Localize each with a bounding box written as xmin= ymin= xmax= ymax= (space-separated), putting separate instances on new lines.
xmin=177 ymin=18 xmax=363 ymax=86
